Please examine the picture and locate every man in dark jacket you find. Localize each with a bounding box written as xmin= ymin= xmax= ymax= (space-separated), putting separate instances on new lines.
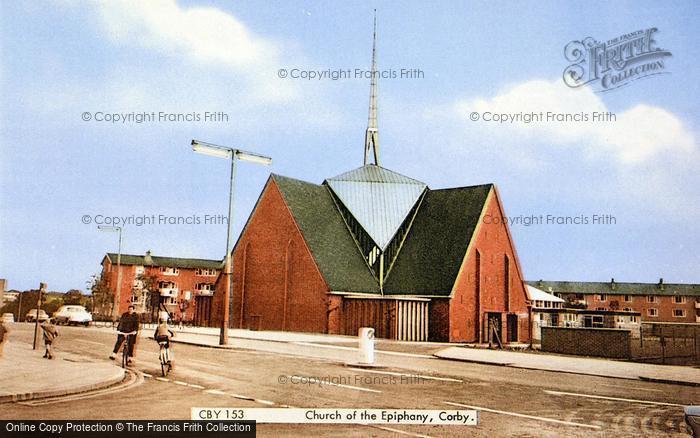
xmin=109 ymin=305 xmax=140 ymax=363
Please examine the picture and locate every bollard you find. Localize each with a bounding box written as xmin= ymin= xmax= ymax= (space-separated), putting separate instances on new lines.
xmin=358 ymin=327 xmax=375 ymax=364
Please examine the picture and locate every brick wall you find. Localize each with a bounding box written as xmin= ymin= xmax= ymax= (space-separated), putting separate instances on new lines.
xmin=585 ymin=294 xmax=698 ymax=323
xmin=449 ymin=187 xmax=531 ymax=343
xmin=212 ymin=179 xmax=330 ymax=333
xmin=101 ymin=259 xmax=217 ymax=320
xmin=429 ymin=299 xmax=450 ymax=342
xmin=541 ymin=326 xmax=631 ymax=359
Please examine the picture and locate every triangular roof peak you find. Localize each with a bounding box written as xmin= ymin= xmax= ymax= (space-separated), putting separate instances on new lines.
xmin=327 ymin=164 xmax=425 ymax=186
xmin=325 ymin=165 xmax=427 ymax=251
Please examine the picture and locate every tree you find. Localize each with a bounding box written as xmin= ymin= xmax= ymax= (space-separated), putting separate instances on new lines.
xmin=87 ymin=273 xmax=113 ymax=321
xmin=64 ymin=289 xmax=84 ymax=305
xmin=135 ymin=272 xmax=160 ymax=321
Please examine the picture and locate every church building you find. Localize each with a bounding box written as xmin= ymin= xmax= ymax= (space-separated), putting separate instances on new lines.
xmin=211 ymin=19 xmax=531 ymax=343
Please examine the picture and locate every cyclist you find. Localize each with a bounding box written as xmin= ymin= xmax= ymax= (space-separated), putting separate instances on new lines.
xmin=153 ymin=316 xmax=175 ymax=371
xmin=109 ymin=304 xmax=140 ymax=365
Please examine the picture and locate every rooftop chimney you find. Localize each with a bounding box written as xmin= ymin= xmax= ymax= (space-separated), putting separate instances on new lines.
xmin=611 ymin=278 xmax=616 ymax=290
xmin=658 ymin=277 xmax=664 ymax=290
xmin=145 ymin=250 xmax=153 ymax=265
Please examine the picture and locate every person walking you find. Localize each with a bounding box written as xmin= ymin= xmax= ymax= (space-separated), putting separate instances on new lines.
xmin=0 ymin=319 xmax=8 ymax=359
xmin=40 ymin=318 xmax=59 ymax=359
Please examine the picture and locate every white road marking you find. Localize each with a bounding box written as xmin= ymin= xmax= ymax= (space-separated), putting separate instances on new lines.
xmin=188 ymin=358 xmax=220 ymax=367
xmin=348 ymin=368 xmax=462 ymax=383
xmin=204 ymin=389 xmax=227 ymax=396
xmin=18 ymin=371 xmax=144 ymax=406
xmin=543 ymin=390 xmax=685 ymax=407
xmin=595 ymin=383 xmax=662 ymax=393
xmin=255 ymin=399 xmax=276 ymax=405
xmin=141 ymin=373 xmax=152 ymax=378
xmin=187 ymin=384 xmax=205 ymax=389
xmin=287 ymin=375 xmax=381 ymax=393
xmin=229 ymin=394 xmax=255 ymax=400
xmin=372 ymin=425 xmax=433 ymax=438
xmin=444 ymin=401 xmax=601 ymax=430
xmin=74 ymin=339 xmax=105 ymax=346
xmin=291 ymin=342 xmax=434 ymax=359
xmin=155 ymin=377 xmax=169 ymax=382
xmin=173 ymin=380 xmax=188 ymax=386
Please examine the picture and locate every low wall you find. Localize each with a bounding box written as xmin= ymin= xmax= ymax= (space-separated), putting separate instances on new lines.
xmin=541 ymin=327 xmax=631 ymax=359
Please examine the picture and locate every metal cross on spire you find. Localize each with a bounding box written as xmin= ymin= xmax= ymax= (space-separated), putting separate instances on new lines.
xmin=364 ymin=10 xmax=380 ymax=166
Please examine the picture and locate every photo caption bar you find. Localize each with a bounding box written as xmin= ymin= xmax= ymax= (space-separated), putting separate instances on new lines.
xmin=192 ymin=408 xmax=478 ymax=425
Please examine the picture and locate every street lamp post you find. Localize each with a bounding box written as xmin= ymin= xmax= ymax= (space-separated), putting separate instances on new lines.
xmin=191 ymin=139 xmax=272 ymax=345
xmin=98 ymin=225 xmax=123 ymax=322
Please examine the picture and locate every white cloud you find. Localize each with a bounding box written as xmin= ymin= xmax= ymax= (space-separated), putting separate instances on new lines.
xmin=453 ymin=79 xmax=696 ymax=165
xmin=94 ymin=0 xmax=296 ymax=103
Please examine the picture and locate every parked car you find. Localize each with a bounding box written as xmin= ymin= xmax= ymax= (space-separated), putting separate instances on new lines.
xmin=1 ymin=313 xmax=14 ymax=323
xmin=25 ymin=309 xmax=49 ymax=322
xmin=53 ymin=305 xmax=92 ymax=326
xmin=686 ymin=406 xmax=700 ymax=437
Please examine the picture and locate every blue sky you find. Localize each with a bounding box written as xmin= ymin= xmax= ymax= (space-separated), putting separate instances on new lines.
xmin=1 ymin=0 xmax=699 ymax=292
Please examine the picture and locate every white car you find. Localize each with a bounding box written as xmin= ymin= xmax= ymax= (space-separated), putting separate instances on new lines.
xmin=53 ymin=305 xmax=92 ymax=326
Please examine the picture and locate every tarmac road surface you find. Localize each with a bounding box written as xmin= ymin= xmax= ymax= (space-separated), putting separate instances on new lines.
xmin=2 ymin=323 xmax=697 ymax=437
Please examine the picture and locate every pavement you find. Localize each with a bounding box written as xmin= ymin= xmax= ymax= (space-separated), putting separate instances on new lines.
xmin=166 ymin=327 xmax=700 ymax=386
xmin=0 ymin=338 xmax=125 ymax=403
xmin=435 ymin=346 xmax=700 ymax=386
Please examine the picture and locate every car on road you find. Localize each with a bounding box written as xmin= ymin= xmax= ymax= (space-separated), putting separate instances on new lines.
xmin=53 ymin=305 xmax=92 ymax=326
xmin=25 ymin=309 xmax=49 ymax=322
xmin=1 ymin=313 xmax=14 ymax=323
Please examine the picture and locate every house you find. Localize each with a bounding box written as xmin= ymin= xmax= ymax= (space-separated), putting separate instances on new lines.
xmin=528 ymin=284 xmax=641 ymax=342
xmin=530 ymin=279 xmax=700 ymax=324
xmin=100 ymin=251 xmax=221 ymax=323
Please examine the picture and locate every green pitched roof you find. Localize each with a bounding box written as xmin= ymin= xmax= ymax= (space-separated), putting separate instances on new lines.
xmin=271 ymin=174 xmax=380 ymax=293
xmin=528 ymin=280 xmax=700 ymax=297
xmin=383 ymin=185 xmax=492 ymax=295
xmin=270 ymin=173 xmax=493 ymax=296
xmin=105 ymin=253 xmax=222 ymax=270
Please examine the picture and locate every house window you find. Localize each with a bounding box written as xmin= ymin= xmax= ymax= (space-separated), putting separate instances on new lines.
xmin=623 ymin=295 xmax=632 ymax=302
xmin=160 ymin=267 xmax=179 ymax=276
xmin=596 ymin=294 xmax=607 ymax=301
xmin=630 ymin=316 xmax=639 ymax=323
xmin=195 ymin=268 xmax=218 ymax=276
xmin=623 ymin=307 xmax=632 ymax=312
xmin=158 ymin=281 xmax=177 ymax=289
xmin=646 ymin=295 xmax=658 ymax=304
xmin=673 ymin=309 xmax=686 ymax=318
xmin=673 ymin=296 xmax=686 ymax=304
xmin=647 ymin=308 xmax=658 ymax=317
xmin=595 ymin=307 xmax=606 ymax=311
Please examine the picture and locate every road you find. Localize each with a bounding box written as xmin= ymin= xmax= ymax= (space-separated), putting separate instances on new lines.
xmin=2 ymin=323 xmax=697 ymax=437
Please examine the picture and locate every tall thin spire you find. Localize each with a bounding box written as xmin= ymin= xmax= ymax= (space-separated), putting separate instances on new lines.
xmin=364 ymin=9 xmax=380 ymax=166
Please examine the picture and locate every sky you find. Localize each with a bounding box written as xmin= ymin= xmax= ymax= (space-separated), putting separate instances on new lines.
xmin=1 ymin=0 xmax=699 ymax=292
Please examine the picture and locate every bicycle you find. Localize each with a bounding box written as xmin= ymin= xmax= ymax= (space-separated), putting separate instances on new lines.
xmin=116 ymin=331 xmax=137 ymax=368
xmin=158 ymin=340 xmax=172 ymax=377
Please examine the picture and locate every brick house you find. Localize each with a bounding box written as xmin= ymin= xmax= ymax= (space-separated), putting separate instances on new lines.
xmin=530 ymin=279 xmax=700 ymax=324
xmin=211 ymin=165 xmax=532 ymax=343
xmin=100 ymin=252 xmax=221 ymax=323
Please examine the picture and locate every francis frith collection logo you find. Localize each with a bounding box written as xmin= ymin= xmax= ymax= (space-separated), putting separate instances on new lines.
xmin=563 ymin=27 xmax=672 ymax=91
